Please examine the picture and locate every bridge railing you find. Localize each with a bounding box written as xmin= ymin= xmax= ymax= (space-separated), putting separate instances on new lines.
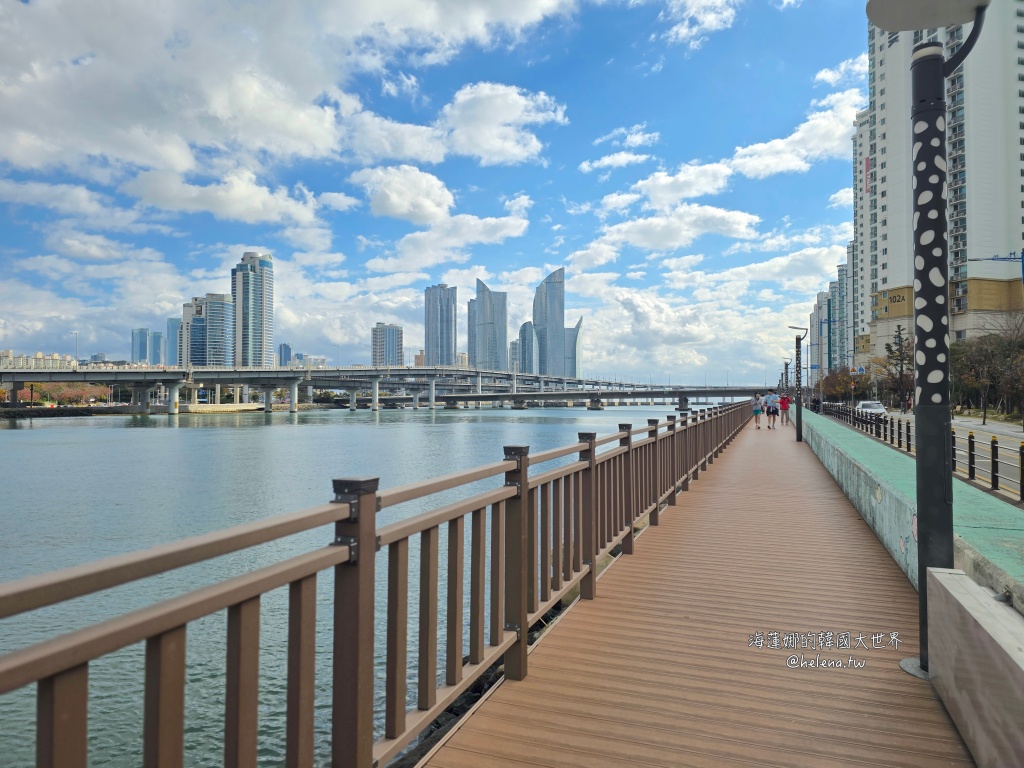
xmin=820 ymin=402 xmax=1023 ymax=502
xmin=0 ymin=403 xmax=750 ymax=768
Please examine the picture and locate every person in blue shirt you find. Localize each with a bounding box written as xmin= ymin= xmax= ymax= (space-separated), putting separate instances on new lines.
xmin=763 ymin=389 xmax=780 ymax=429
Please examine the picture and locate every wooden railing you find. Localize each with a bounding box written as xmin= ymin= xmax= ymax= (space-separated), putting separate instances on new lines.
xmin=820 ymin=402 xmax=1023 ymax=502
xmin=0 ymin=403 xmax=750 ymax=768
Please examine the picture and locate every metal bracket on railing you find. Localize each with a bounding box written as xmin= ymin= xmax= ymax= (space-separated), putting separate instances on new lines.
xmin=332 ymin=533 xmax=358 ymax=561
xmin=504 ymin=622 xmax=521 ymax=640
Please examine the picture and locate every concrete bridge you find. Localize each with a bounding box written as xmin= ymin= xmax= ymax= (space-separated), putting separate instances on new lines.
xmin=1 ymin=363 xmax=779 ymax=413
xmin=2 ymin=404 xmax=1018 ymax=766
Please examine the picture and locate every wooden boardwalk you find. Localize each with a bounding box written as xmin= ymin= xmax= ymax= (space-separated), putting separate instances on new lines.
xmin=422 ymin=421 xmax=973 ymax=768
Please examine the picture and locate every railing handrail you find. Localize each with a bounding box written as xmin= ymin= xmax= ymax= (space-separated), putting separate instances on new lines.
xmin=0 ymin=501 xmax=347 ymax=620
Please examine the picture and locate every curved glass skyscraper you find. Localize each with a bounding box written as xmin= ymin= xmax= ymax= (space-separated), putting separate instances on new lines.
xmin=471 ymin=279 xmax=507 ymax=371
xmin=518 ymin=321 xmax=539 ymax=374
xmin=532 ymin=268 xmax=565 ymax=376
xmin=232 ymin=251 xmax=274 ymax=368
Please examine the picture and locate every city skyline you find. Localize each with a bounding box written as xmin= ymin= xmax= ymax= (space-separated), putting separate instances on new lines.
xmin=3 ymin=1 xmax=874 ymax=379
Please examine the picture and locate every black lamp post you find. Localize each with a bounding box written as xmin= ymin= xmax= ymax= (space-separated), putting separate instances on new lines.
xmin=866 ymin=0 xmax=989 ymax=677
xmin=788 ymin=326 xmax=808 ymax=442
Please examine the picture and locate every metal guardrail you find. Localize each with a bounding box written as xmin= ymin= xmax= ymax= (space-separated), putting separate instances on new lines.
xmin=820 ymin=403 xmax=1024 ymax=503
xmin=0 ymin=403 xmax=751 ymax=768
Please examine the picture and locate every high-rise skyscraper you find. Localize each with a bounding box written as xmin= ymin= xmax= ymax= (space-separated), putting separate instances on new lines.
xmin=508 ymin=340 xmax=520 ymax=372
xmin=518 ymin=321 xmax=539 ymax=374
xmin=278 ymin=342 xmax=292 ymax=366
xmin=371 ymin=323 xmax=404 ymax=366
xmin=180 ymin=294 xmax=235 ymax=367
xmin=148 ymin=332 xmax=163 ymax=366
xmin=470 ymin=279 xmax=508 ymax=371
xmin=564 ymin=317 xmax=583 ymax=379
xmin=167 ymin=318 xmax=181 ymax=366
xmin=467 ymin=298 xmax=477 ymax=368
xmin=131 ymin=328 xmax=149 ymax=363
xmin=424 ymin=283 xmax=457 ymax=366
xmin=232 ymin=251 xmax=274 ymax=368
xmin=853 ymin=11 xmax=1024 ymax=361
xmin=533 ymin=268 xmax=565 ymax=376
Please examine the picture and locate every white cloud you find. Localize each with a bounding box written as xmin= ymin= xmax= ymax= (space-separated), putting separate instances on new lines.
xmin=504 ymin=194 xmax=533 ymax=218
xmin=439 ymin=82 xmax=567 ymax=166
xmin=632 ymin=161 xmax=733 ymax=210
xmin=342 ymin=110 xmax=448 ymax=165
xmin=365 ymin=212 xmax=528 ymax=272
xmin=815 ymin=54 xmax=869 ymax=87
xmin=0 ymin=179 xmax=145 ymax=231
xmin=318 ymin=192 xmax=361 ymax=212
xmin=600 ymin=192 xmax=642 ymax=216
xmin=726 ymin=222 xmax=852 ymax=254
xmin=348 ymin=165 xmax=454 ymax=225
xmin=578 ymin=151 xmax=652 ymax=174
xmin=660 ymin=0 xmax=741 ymax=50
xmin=562 ymin=198 xmax=592 ymax=215
xmin=122 ymin=169 xmax=318 ymax=225
xmin=828 ymin=187 xmax=854 ymax=208
xmin=593 ymin=123 xmax=660 ymax=148
xmin=729 ymin=89 xmax=866 ymax=179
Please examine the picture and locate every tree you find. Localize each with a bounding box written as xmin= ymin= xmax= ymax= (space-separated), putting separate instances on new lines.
xmin=877 ymin=324 xmax=913 ymax=411
xmin=821 ymin=370 xmax=856 ymax=402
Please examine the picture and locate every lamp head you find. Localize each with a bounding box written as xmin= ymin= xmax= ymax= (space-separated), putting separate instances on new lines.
xmin=866 ymin=0 xmax=989 ymax=32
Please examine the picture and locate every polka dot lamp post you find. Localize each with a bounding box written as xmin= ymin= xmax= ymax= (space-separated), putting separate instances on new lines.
xmin=866 ymin=0 xmax=989 ymax=676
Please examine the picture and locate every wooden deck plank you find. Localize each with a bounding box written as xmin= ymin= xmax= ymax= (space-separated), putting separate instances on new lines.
xmin=424 ymin=423 xmax=973 ymax=767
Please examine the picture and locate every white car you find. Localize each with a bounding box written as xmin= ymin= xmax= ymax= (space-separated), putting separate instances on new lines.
xmin=855 ymin=400 xmax=886 ymax=415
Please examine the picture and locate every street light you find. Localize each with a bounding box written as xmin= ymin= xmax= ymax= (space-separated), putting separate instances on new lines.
xmin=866 ymin=0 xmax=989 ymax=678
xmin=788 ymin=327 xmax=808 ymax=441
xmin=782 ymin=358 xmax=791 ymax=390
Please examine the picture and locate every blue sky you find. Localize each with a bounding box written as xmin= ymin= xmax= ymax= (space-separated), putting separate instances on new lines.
xmin=0 ymin=0 xmax=868 ymax=383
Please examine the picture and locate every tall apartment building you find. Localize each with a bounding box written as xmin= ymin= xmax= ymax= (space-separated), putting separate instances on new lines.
xmin=808 ymin=291 xmax=830 ymax=388
xmin=371 ymin=323 xmax=404 ymax=367
xmin=469 ymin=279 xmax=508 ymax=371
xmin=830 ymin=265 xmax=851 ymax=372
xmin=853 ymin=7 xmax=1024 ymax=363
xmin=424 ymin=283 xmax=457 ymax=366
xmin=179 ymin=294 xmax=235 ymax=367
xmin=232 ymin=251 xmax=274 ymax=368
xmin=533 ymin=268 xmax=566 ymax=376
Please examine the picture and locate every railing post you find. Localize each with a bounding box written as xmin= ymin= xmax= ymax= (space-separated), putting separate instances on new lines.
xmin=968 ymin=432 xmax=976 ymax=479
xmin=874 ymin=415 xmax=881 ymax=439
xmin=331 ymin=476 xmax=379 ymax=768
xmin=906 ymin=420 xmax=913 ymax=453
xmin=502 ymin=445 xmax=530 ymax=680
xmin=991 ymin=437 xmax=999 ymax=491
xmin=37 ymin=664 xmax=89 ymax=768
xmin=578 ymin=433 xmax=598 ymax=600
xmin=898 ymin=419 xmax=903 ymax=449
xmin=1019 ymin=442 xmax=1023 ymax=502
xmin=647 ymin=419 xmax=660 ymax=526
xmin=620 ymin=424 xmax=635 ymax=550
xmin=666 ymin=415 xmax=678 ymax=506
xmin=889 ymin=417 xmax=895 ymax=445
xmin=950 ymin=430 xmax=957 ymax=475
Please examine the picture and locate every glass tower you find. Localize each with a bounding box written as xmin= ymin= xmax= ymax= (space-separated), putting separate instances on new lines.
xmin=518 ymin=322 xmax=539 ymax=374
xmin=278 ymin=343 xmax=292 ymax=366
xmin=424 ymin=283 xmax=457 ymax=366
xmin=471 ymin=279 xmax=508 ymax=371
xmin=564 ymin=317 xmax=583 ymax=379
xmin=148 ymin=332 xmax=163 ymax=366
xmin=533 ymin=268 xmax=565 ymax=377
xmin=180 ymin=294 xmax=234 ymax=367
xmin=131 ymin=328 xmax=149 ymax=363
xmin=232 ymin=251 xmax=274 ymax=368
xmin=167 ymin=319 xmax=181 ymax=366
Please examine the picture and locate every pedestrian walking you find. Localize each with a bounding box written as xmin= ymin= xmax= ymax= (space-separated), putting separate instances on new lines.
xmin=752 ymin=393 xmax=763 ymax=429
xmin=764 ymin=388 xmax=780 ymax=429
xmin=779 ymin=392 xmax=792 ymax=426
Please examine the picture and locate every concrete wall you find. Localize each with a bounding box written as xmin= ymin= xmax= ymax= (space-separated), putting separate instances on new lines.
xmin=802 ymin=411 xmax=1024 ymax=617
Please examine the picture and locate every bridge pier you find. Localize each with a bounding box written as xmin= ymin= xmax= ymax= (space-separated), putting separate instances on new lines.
xmin=306 ymin=385 xmax=313 ymax=403
xmin=289 ymin=381 xmax=299 ymax=413
xmin=263 ymin=388 xmax=273 ymax=412
xmin=242 ymin=384 xmax=250 ymax=404
xmin=371 ymin=378 xmax=379 ymax=411
xmin=428 ymin=377 xmax=436 ymax=409
xmin=349 ymin=390 xmax=357 ymax=411
xmin=412 ymin=393 xmax=420 ymax=409
xmin=167 ymin=384 xmax=180 ymax=415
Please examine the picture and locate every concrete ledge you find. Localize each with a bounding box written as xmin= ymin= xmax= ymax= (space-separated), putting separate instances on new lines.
xmin=802 ymin=411 xmax=1024 ymax=617
xmin=928 ymin=568 xmax=1024 ymax=767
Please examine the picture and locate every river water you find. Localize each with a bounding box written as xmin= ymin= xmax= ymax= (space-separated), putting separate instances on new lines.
xmin=0 ymin=404 xmax=687 ymax=767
